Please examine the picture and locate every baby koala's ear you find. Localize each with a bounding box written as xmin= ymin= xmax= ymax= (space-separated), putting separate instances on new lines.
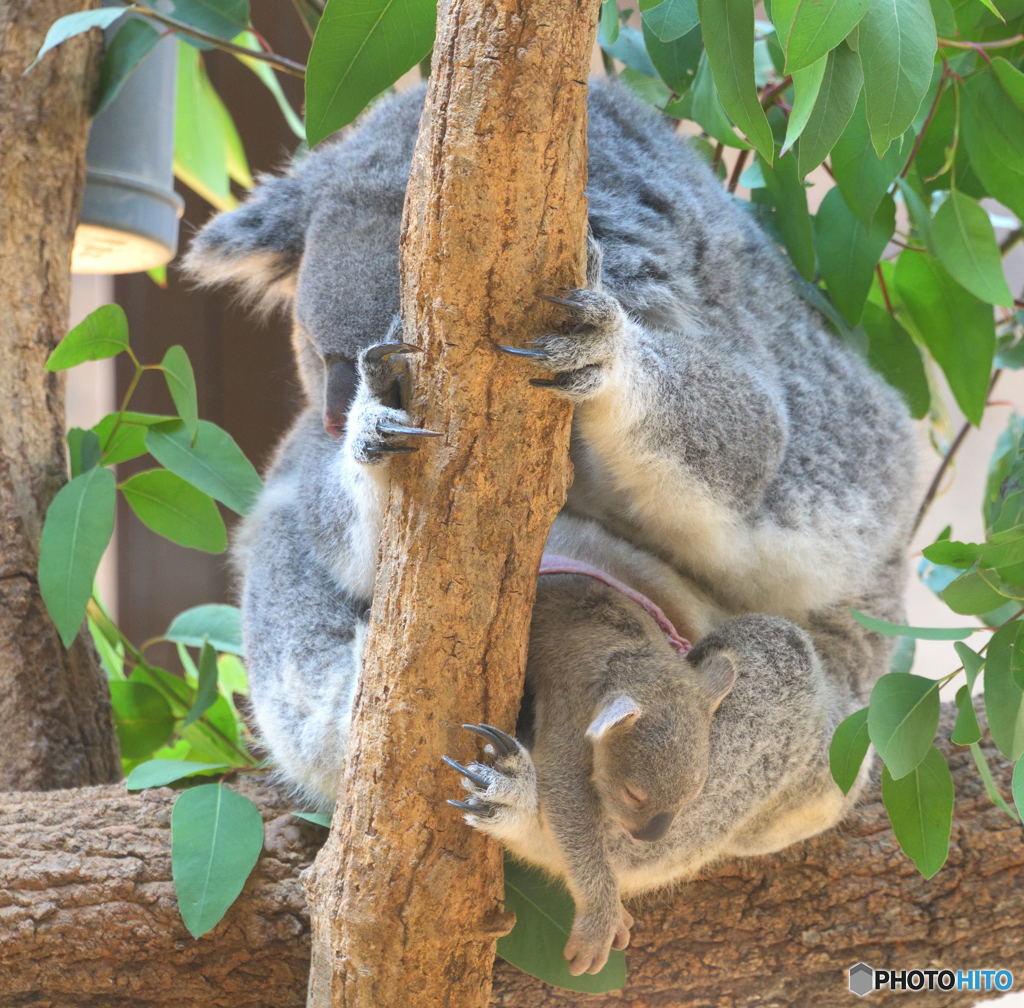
xmin=181 ymin=171 xmax=309 ymax=314
xmin=586 ymin=694 xmax=641 ymax=741
xmin=698 ymin=652 xmax=738 ymax=713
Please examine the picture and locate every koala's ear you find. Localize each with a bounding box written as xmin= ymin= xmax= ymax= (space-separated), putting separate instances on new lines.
xmin=586 ymin=694 xmax=641 ymax=741
xmin=699 ymin=653 xmax=737 ymax=713
xmin=181 ymin=172 xmax=309 ymax=313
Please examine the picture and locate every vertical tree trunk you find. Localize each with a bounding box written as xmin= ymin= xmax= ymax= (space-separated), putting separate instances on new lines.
xmin=304 ymin=1 xmax=599 ymax=1005
xmin=0 ymin=1 xmax=121 ymax=790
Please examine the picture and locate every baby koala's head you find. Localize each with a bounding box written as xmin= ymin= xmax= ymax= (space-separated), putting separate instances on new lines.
xmin=586 ymin=652 xmax=736 ymax=842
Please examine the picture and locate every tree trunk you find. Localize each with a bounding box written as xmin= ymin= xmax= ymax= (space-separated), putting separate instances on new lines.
xmin=1 ymin=724 xmax=1020 ymax=1008
xmin=0 ymin=0 xmax=120 ymax=790
xmin=304 ymin=1 xmax=599 ymax=1006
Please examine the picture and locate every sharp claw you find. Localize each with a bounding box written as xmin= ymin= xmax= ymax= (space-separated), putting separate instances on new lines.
xmin=462 ymin=722 xmax=517 ymax=756
xmin=447 ymin=798 xmax=491 ymax=817
xmin=375 ymin=421 xmax=442 ymax=438
xmin=497 ymin=344 xmax=549 ymax=360
xmin=540 ymin=293 xmax=583 ymax=309
xmin=363 ymin=341 xmax=421 ymax=362
xmin=366 ymin=443 xmax=418 ymax=455
xmin=442 ymin=755 xmax=490 ymax=789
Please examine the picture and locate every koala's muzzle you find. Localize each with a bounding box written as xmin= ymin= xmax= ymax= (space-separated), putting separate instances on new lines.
xmin=324 ymin=358 xmax=358 ymax=438
xmin=629 ymin=811 xmax=674 ymax=842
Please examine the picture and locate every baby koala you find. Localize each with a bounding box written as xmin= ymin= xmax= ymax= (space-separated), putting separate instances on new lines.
xmin=446 ymin=547 xmax=736 ymax=976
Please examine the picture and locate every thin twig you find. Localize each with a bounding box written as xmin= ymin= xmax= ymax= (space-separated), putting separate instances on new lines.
xmin=938 ymin=34 xmax=1024 ymax=52
xmin=901 ymin=69 xmax=948 ymax=178
xmin=759 ymin=75 xmax=792 ymax=109
xmin=876 ymin=264 xmax=895 ymax=315
xmin=727 ymin=149 xmax=750 ymax=193
xmin=137 ymin=6 xmax=307 ymax=77
xmin=914 ymin=370 xmax=1003 ymax=535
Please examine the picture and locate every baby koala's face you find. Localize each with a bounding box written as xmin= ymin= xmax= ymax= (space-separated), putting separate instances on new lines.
xmin=587 ymin=654 xmax=737 ymax=842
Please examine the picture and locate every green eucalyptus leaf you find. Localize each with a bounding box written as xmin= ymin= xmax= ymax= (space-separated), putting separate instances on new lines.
xmin=850 ymin=608 xmax=979 ymax=639
xmin=676 ymin=52 xmax=751 ymax=148
xmin=641 ymin=0 xmax=698 ymax=42
xmin=696 ymin=0 xmax=774 ymax=161
xmin=602 ymin=25 xmax=659 ymax=76
xmin=120 ymin=469 xmax=227 ymax=553
xmin=754 ymin=152 xmax=816 ymax=280
xmin=109 ymin=680 xmax=176 ymax=761
xmin=93 ymin=411 xmax=176 ymax=466
xmin=894 ymin=251 xmax=995 ymax=427
xmin=166 ymin=604 xmax=244 ymax=655
xmin=881 ymin=746 xmax=953 ymax=878
xmin=67 ymin=428 xmax=102 ymax=478
xmin=171 ymin=784 xmax=264 ymax=938
xmin=293 ymin=810 xmax=333 ymax=828
xmin=955 ymin=641 xmax=985 ymax=689
xmin=829 ymin=707 xmax=871 ymax=794
xmin=160 ymin=344 xmax=199 ymax=437
xmin=183 ymin=639 xmax=220 ymax=728
xmin=931 ymin=190 xmax=1014 ymax=307
xmin=642 ymin=20 xmax=702 ymax=93
xmin=861 ymin=302 xmax=930 ymax=418
xmin=168 ymin=0 xmax=250 ymax=41
xmin=498 ymin=857 xmax=627 ymax=994
xmin=38 ymin=468 xmax=117 ymax=647
xmin=27 ymin=8 xmax=126 ymax=71
xmin=868 ymin=673 xmax=941 ymax=779
xmin=815 ymin=189 xmax=895 ymax=324
xmin=771 ymin=0 xmax=870 ymax=72
xmin=984 ymin=620 xmax=1024 ymax=760
xmin=304 ymin=0 xmax=436 ymax=147
xmin=126 ymin=759 xmax=232 ymax=790
xmin=951 ymin=685 xmax=982 ymax=745
xmin=146 ymin=420 xmax=262 ymax=516
xmin=231 ymin=30 xmax=304 ymax=139
xmin=782 ymin=55 xmax=826 ymax=154
xmin=174 ymin=43 xmax=242 ymax=211
xmin=795 ymin=43 xmax=863 ymax=175
xmin=600 ymin=0 xmax=621 ymax=45
xmin=1013 ymin=754 xmax=1024 ymax=822
xmin=46 ymin=304 xmax=129 ymax=371
xmin=971 ymin=742 xmax=1020 ymax=821
xmin=857 ymin=0 xmax=937 ymax=156
xmin=830 ymin=98 xmax=909 ymax=224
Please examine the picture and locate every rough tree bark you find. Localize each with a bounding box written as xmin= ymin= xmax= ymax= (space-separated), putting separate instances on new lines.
xmin=0 ymin=1 xmax=120 ymax=790
xmin=2 ymin=724 xmax=1020 ymax=1008
xmin=304 ymin=2 xmax=598 ymax=1006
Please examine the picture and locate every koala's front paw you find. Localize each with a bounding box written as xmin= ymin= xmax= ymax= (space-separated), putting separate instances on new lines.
xmin=498 ymin=288 xmax=626 ymax=401
xmin=347 ymin=342 xmax=440 ymax=465
xmin=564 ymin=902 xmax=633 ymax=976
xmin=444 ymin=723 xmax=538 ymax=839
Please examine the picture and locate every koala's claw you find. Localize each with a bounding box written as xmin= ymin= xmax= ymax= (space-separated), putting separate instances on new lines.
xmin=446 ymin=798 xmax=494 ymax=817
xmin=462 ymin=722 xmax=518 ymax=756
xmin=442 ymin=755 xmax=490 ymax=790
xmin=364 ymin=443 xmax=417 ymax=456
xmin=375 ymin=421 xmax=441 ymax=438
xmin=362 ymin=341 xmax=421 ymax=363
xmin=497 ymin=343 xmax=549 ymax=360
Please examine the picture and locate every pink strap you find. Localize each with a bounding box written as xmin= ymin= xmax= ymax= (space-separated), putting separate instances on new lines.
xmin=539 ymin=553 xmax=692 ymax=657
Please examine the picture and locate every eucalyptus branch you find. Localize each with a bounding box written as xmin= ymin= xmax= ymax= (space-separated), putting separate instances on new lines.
xmin=135 ymin=6 xmax=307 ymax=78
xmin=913 ymin=370 xmax=1003 ymax=536
xmin=901 ymin=70 xmax=948 ymax=178
xmin=938 ymin=34 xmax=1024 ymax=53
xmin=727 ymin=148 xmax=749 ymax=193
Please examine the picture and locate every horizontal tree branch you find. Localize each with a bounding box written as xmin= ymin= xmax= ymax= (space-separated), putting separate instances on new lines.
xmin=1 ymin=711 xmax=1021 ymax=1007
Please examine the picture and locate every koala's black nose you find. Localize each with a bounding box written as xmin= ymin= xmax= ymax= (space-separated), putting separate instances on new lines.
xmin=629 ymin=811 xmax=673 ymax=842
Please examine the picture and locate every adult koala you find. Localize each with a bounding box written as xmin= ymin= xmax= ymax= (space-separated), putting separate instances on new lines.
xmin=185 ymin=82 xmax=916 ymax=974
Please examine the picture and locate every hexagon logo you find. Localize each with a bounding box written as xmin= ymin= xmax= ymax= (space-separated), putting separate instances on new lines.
xmin=849 ymin=962 xmax=875 ymax=997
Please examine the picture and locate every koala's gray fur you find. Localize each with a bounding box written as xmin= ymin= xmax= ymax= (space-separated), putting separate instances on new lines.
xmin=185 ymin=81 xmax=917 ymax=975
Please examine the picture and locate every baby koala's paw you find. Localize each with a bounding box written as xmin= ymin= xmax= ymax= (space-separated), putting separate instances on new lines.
xmin=346 ymin=341 xmax=440 ymax=465
xmin=564 ymin=901 xmax=633 ymax=976
xmin=497 ymin=288 xmax=626 ymax=401
xmin=444 ymin=723 xmax=538 ymax=842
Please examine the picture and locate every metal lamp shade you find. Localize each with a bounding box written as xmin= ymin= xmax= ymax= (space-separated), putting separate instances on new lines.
xmin=73 ymin=27 xmax=183 ymax=274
